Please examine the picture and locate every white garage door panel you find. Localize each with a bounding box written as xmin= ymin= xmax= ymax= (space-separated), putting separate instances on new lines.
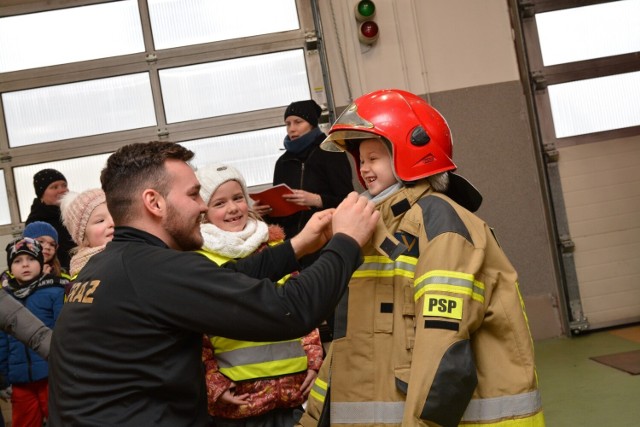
xmin=558 ymin=136 xmax=640 ymax=329
xmin=574 ymin=241 xmax=640 ymax=281
xmin=581 ymin=286 xmax=640 ymax=328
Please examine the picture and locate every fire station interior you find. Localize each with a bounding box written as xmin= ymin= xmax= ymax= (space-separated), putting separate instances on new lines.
xmin=0 ymin=0 xmax=638 ymax=425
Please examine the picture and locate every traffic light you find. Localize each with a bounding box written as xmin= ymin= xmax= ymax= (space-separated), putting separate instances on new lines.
xmin=354 ymin=0 xmax=379 ymax=45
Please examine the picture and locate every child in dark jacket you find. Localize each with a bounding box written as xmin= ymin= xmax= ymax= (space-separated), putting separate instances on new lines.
xmin=0 ymin=237 xmax=67 ymax=427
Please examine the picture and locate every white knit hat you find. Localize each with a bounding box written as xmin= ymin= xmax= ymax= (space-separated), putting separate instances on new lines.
xmin=60 ymin=188 xmax=106 ymax=245
xmin=196 ymin=163 xmax=249 ymax=206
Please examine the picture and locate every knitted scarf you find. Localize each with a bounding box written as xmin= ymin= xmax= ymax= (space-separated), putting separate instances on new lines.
xmin=283 ymin=127 xmax=324 ymax=154
xmin=200 ymin=218 xmax=270 ymax=259
xmin=3 ymin=273 xmax=65 ymax=299
xmin=362 ymin=182 xmax=404 ymax=204
xmin=70 ymin=245 xmax=106 ymax=277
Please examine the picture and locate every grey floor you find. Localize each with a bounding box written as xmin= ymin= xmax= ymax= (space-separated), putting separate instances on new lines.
xmin=535 ymin=325 xmax=640 ymax=426
xmin=2 ymin=326 xmax=639 ymax=426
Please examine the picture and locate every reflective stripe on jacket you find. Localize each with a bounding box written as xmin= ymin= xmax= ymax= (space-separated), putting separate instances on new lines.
xmin=210 ymin=336 xmax=307 ymax=381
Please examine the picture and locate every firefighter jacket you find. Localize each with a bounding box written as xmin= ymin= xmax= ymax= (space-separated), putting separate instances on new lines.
xmin=299 ymin=181 xmax=544 ymax=427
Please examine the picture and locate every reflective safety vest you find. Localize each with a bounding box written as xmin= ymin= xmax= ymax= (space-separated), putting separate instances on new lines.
xmin=196 ymin=248 xmax=307 ymax=382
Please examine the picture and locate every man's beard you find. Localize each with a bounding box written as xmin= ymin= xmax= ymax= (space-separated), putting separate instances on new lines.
xmin=163 ymin=201 xmax=204 ymax=251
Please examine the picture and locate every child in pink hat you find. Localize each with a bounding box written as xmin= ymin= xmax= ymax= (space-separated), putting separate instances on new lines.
xmin=60 ymin=188 xmax=115 ymax=278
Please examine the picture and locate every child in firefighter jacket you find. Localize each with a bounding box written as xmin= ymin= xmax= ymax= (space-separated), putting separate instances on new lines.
xmin=298 ymin=89 xmax=545 ymax=427
xmin=195 ymin=163 xmax=324 ymax=426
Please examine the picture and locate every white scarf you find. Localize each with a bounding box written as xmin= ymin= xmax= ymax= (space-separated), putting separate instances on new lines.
xmin=200 ymin=218 xmax=269 ymax=259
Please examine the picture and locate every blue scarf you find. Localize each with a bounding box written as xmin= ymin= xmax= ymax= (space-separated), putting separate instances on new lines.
xmin=283 ymin=127 xmax=324 ymax=154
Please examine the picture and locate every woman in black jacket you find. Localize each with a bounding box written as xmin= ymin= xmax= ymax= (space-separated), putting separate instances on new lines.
xmin=25 ymin=168 xmax=74 ymax=271
xmin=255 ymin=100 xmax=354 ymax=267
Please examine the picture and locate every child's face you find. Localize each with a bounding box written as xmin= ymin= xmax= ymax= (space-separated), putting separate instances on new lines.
xmin=11 ymin=254 xmax=41 ymax=283
xmin=359 ymin=138 xmax=397 ymax=197
xmin=84 ymin=203 xmax=115 ymax=248
xmin=205 ymin=180 xmax=249 ymax=232
xmin=34 ymin=235 xmax=57 ymax=263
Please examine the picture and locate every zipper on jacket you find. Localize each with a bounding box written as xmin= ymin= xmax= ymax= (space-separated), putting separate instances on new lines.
xmin=297 ymin=161 xmax=306 ymax=233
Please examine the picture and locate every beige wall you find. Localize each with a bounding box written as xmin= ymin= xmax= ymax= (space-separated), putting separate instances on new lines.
xmin=319 ymin=0 xmax=564 ymax=339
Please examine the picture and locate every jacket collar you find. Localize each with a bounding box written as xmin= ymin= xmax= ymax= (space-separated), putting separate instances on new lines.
xmin=113 ymin=226 xmax=169 ymax=249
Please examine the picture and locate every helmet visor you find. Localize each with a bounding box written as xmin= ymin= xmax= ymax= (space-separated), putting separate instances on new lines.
xmin=320 ymin=130 xmax=383 ymax=152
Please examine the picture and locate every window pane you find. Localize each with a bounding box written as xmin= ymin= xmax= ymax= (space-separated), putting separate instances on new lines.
xmin=14 ymin=154 xmax=112 ymax=222
xmin=182 ymin=126 xmax=285 ymax=186
xmin=536 ymin=0 xmax=640 ymax=66
xmin=0 ymin=171 xmax=11 ymax=225
xmin=549 ymin=71 xmax=640 ymax=138
xmin=3 ymin=74 xmax=157 ymax=147
xmin=160 ymin=50 xmax=309 ymax=123
xmin=0 ymin=0 xmax=144 ymax=73
xmin=148 ymin=0 xmax=299 ymax=50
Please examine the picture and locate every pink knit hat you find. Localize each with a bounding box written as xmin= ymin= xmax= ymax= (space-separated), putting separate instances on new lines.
xmin=60 ymin=188 xmax=106 ymax=245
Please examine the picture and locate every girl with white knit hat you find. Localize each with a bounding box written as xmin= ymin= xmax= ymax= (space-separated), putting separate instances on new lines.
xmin=195 ymin=163 xmax=323 ymax=427
xmin=60 ymin=188 xmax=115 ymax=278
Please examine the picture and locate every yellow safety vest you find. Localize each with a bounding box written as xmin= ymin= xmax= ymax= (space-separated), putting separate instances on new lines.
xmin=196 ymin=248 xmax=307 ymax=381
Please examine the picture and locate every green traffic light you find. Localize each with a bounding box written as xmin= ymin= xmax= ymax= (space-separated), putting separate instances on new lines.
xmin=357 ymin=0 xmax=376 ymax=18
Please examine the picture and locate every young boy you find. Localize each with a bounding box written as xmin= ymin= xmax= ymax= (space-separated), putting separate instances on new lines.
xmin=298 ymin=89 xmax=544 ymax=427
xmin=0 ymin=237 xmax=67 ymax=427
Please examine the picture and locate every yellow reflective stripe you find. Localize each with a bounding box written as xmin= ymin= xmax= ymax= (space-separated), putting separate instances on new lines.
xmin=195 ymin=249 xmax=227 ymax=265
xmin=276 ymin=273 xmax=290 ymax=286
xmin=309 ymin=377 xmax=328 ymax=403
xmin=211 ymin=337 xmax=306 ymax=381
xmin=460 ymin=390 xmax=543 ymax=423
xmin=218 ymin=356 xmax=308 ymax=382
xmin=331 ymin=401 xmax=405 ymax=424
xmin=460 ymin=410 xmax=545 ymax=426
xmin=352 ymin=255 xmax=416 ymax=279
xmin=414 ymin=270 xmax=485 ymax=304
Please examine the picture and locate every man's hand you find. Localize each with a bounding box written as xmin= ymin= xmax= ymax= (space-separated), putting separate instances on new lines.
xmin=332 ymin=192 xmax=379 ymax=247
xmin=290 ymin=208 xmax=335 ymax=258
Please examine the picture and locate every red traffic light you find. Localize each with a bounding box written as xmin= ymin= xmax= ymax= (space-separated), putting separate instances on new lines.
xmin=359 ymin=20 xmax=379 ymax=45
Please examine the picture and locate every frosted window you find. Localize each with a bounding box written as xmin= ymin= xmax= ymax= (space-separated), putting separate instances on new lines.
xmin=160 ymin=50 xmax=309 ymax=124
xmin=549 ymin=71 xmax=640 ymax=138
xmin=148 ymin=0 xmax=299 ymax=50
xmin=182 ymin=126 xmax=286 ymax=186
xmin=3 ymin=74 xmax=157 ymax=147
xmin=536 ymin=0 xmax=640 ymax=66
xmin=14 ymin=154 xmax=112 ymax=222
xmin=0 ymin=0 xmax=143 ymax=73
xmin=0 ymin=171 xmax=11 ymax=225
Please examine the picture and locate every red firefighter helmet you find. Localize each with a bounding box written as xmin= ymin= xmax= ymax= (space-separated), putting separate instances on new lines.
xmin=322 ymin=89 xmax=456 ymax=185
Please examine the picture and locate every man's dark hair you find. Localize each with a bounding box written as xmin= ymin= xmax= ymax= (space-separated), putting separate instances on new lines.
xmin=101 ymin=141 xmax=195 ymax=225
